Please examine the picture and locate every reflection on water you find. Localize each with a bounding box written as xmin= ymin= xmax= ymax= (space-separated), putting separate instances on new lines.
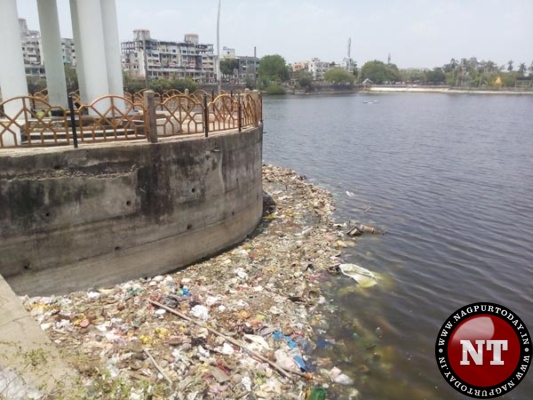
xmin=263 ymin=93 xmax=533 ymax=399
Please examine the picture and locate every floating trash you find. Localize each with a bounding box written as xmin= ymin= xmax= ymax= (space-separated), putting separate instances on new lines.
xmin=18 ymin=164 xmax=367 ymax=399
xmin=339 ymin=264 xmax=378 ymax=288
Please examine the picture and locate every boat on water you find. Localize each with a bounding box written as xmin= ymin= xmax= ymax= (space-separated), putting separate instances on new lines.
xmin=363 ymin=100 xmax=380 ymax=104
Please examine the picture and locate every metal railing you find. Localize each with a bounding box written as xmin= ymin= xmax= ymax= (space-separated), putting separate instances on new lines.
xmin=0 ymin=90 xmax=262 ymax=148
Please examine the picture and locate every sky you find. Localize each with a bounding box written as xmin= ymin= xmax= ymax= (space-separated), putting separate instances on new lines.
xmin=16 ymin=0 xmax=533 ymax=69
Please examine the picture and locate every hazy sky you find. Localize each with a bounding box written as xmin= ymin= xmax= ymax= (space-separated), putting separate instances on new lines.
xmin=16 ymin=0 xmax=533 ymax=69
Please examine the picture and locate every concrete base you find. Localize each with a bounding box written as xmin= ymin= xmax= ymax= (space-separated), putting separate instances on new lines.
xmin=0 ymin=275 xmax=74 ymax=399
xmin=0 ymin=126 xmax=263 ymax=296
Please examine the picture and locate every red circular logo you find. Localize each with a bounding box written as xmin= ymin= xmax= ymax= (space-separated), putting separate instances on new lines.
xmin=436 ymin=303 xmax=531 ymax=398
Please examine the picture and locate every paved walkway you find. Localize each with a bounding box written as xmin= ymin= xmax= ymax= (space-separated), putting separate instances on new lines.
xmin=0 ymin=275 xmax=74 ymax=399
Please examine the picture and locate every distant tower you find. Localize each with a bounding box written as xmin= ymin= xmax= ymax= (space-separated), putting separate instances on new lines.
xmin=348 ymin=38 xmax=351 ymax=59
xmin=388 ymin=53 xmax=391 ymax=64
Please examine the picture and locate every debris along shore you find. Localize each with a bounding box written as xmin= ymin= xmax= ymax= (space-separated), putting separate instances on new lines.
xmin=21 ymin=164 xmax=360 ymax=399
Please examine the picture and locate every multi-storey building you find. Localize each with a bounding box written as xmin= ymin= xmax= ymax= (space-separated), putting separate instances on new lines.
xmin=121 ymin=30 xmax=216 ymax=82
xmin=292 ymin=61 xmax=309 ymax=74
xmin=308 ymin=58 xmax=337 ymax=80
xmin=221 ymin=46 xmax=236 ymax=59
xmin=235 ymin=56 xmax=259 ymax=84
xmin=220 ymin=47 xmax=259 ymax=84
xmin=19 ymin=18 xmax=76 ymax=77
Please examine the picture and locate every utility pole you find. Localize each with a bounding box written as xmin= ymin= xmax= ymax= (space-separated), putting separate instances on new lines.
xmin=143 ymin=35 xmax=149 ymax=88
xmin=217 ymin=0 xmax=222 ymax=95
xmin=254 ymin=46 xmax=257 ymax=88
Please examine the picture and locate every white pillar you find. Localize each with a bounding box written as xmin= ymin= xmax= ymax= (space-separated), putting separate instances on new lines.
xmin=69 ymin=0 xmax=87 ymax=103
xmin=0 ymin=0 xmax=28 ymax=117
xmin=100 ymin=0 xmax=124 ymax=96
xmin=71 ymin=0 xmax=109 ymax=105
xmin=37 ymin=0 xmax=68 ymax=107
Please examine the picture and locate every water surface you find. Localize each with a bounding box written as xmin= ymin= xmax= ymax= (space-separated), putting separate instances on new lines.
xmin=262 ymin=93 xmax=533 ymax=399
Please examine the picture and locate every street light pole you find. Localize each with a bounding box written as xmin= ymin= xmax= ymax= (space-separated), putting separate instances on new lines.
xmin=217 ymin=0 xmax=221 ymax=95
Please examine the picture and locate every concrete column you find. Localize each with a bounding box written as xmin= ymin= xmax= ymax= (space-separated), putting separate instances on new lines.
xmin=100 ymin=0 xmax=124 ymax=96
xmin=69 ymin=0 xmax=87 ymax=103
xmin=37 ymin=0 xmax=68 ymax=107
xmin=0 ymin=0 xmax=28 ymax=117
xmin=71 ymin=0 xmax=109 ymax=105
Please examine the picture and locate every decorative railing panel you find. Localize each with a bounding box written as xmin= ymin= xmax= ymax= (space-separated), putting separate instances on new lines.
xmin=77 ymin=96 xmax=147 ymax=143
xmin=0 ymin=96 xmax=69 ymax=147
xmin=0 ymin=90 xmax=262 ymax=148
xmin=241 ymin=94 xmax=258 ymax=128
xmin=208 ymin=94 xmax=239 ymax=132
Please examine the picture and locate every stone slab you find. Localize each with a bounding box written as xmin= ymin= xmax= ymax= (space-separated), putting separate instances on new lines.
xmin=0 ymin=274 xmax=74 ymax=399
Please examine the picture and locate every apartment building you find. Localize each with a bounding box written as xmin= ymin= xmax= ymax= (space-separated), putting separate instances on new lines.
xmin=308 ymin=58 xmax=337 ymax=80
xmin=293 ymin=57 xmax=356 ymax=80
xmin=121 ymin=30 xmax=216 ymax=82
xmin=220 ymin=47 xmax=259 ymax=84
xmin=19 ymin=18 xmax=76 ymax=77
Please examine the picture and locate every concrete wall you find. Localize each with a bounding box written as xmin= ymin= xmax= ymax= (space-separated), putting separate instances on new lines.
xmin=0 ymin=127 xmax=263 ymax=296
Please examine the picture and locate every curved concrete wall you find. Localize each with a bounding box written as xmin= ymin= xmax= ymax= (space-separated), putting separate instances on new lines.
xmin=0 ymin=127 xmax=263 ymax=296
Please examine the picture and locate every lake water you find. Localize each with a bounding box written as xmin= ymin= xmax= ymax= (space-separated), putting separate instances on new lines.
xmin=262 ymin=93 xmax=533 ymax=400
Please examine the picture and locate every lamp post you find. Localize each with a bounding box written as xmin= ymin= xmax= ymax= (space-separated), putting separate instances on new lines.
xmin=216 ymin=0 xmax=221 ymax=95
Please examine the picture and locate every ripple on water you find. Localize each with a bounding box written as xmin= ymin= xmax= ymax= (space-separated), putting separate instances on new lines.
xmin=263 ymin=94 xmax=533 ymax=399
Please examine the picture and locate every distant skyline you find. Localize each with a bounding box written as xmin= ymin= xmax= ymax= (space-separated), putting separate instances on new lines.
xmin=16 ymin=0 xmax=533 ymax=69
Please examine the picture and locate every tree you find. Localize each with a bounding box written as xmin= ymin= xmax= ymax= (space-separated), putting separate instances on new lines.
xmin=64 ymin=65 xmax=78 ymax=92
xmin=220 ymin=58 xmax=239 ymax=78
xmin=401 ymin=69 xmax=425 ymax=83
xmin=244 ymin=76 xmax=256 ymax=89
xmin=518 ymin=63 xmax=526 ymax=76
xmin=324 ymin=68 xmax=355 ymax=85
xmin=27 ymin=76 xmax=47 ymax=94
xmin=352 ymin=61 xmax=359 ymax=79
xmin=360 ymin=60 xmax=400 ymax=84
xmin=485 ymin=60 xmax=496 ymax=72
xmin=501 ymin=72 xmax=517 ymax=87
xmin=295 ymin=71 xmax=313 ymax=91
xmin=507 ymin=60 xmax=514 ymax=72
xmin=258 ymin=55 xmax=290 ymax=88
xmin=425 ymin=68 xmax=446 ymax=84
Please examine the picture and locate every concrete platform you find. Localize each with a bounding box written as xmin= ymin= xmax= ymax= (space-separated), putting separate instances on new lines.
xmin=0 ymin=275 xmax=74 ymax=399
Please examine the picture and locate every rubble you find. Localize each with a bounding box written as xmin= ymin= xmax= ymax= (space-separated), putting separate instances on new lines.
xmin=20 ymin=164 xmax=379 ymax=399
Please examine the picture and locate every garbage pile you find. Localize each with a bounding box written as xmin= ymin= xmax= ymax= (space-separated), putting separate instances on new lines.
xmin=21 ymin=164 xmax=363 ymax=399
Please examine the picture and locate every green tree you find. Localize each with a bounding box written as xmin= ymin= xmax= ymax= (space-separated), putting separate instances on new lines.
xmin=324 ymin=68 xmax=355 ymax=85
xmin=352 ymin=61 xmax=359 ymax=79
xmin=360 ymin=60 xmax=400 ymax=84
xmin=27 ymin=76 xmax=47 ymax=94
xmin=149 ymin=78 xmax=173 ymax=93
xmin=168 ymin=77 xmax=198 ymax=92
xmin=244 ymin=76 xmax=256 ymax=89
xmin=485 ymin=60 xmax=497 ymax=72
xmin=501 ymin=72 xmax=517 ymax=87
xmin=518 ymin=63 xmax=526 ymax=76
xmin=507 ymin=60 xmax=514 ymax=72
xmin=295 ymin=71 xmax=313 ymax=91
xmin=64 ymin=65 xmax=78 ymax=92
xmin=220 ymin=58 xmax=239 ymax=78
xmin=401 ymin=69 xmax=425 ymax=83
xmin=265 ymin=84 xmax=286 ymax=95
xmin=424 ymin=68 xmax=446 ymax=84
xmin=258 ymin=55 xmax=290 ymax=88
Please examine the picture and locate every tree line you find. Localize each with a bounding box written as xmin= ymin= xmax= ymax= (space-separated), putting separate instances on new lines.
xmin=255 ymin=55 xmax=533 ymax=93
xmin=24 ymin=56 xmax=533 ymax=98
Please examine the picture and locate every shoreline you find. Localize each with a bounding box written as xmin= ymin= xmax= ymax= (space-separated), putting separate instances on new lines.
xmin=364 ymin=86 xmax=533 ymax=95
xmin=21 ymin=164 xmax=361 ymax=399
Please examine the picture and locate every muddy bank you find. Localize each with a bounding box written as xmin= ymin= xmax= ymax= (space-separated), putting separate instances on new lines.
xmin=21 ymin=164 xmax=367 ymax=399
